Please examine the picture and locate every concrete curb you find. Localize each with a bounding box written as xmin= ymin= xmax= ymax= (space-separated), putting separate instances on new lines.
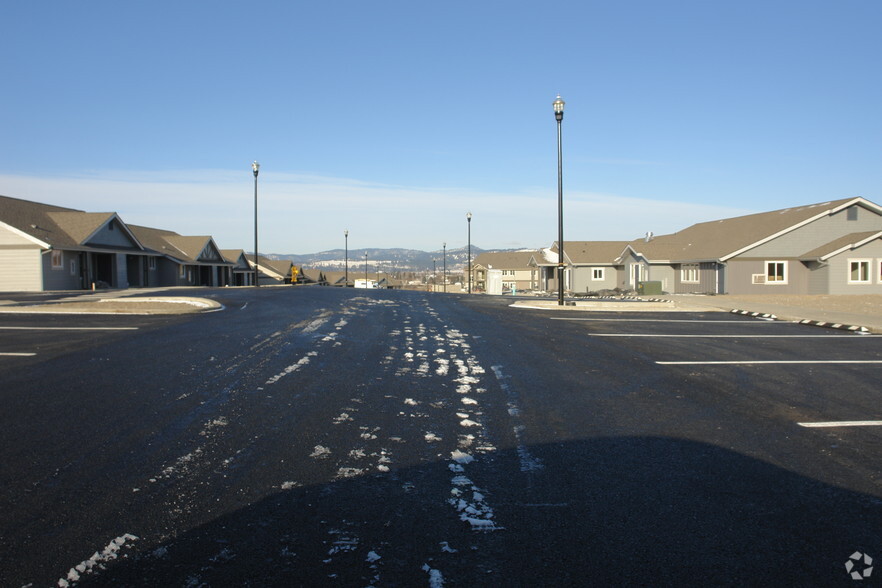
xmin=727 ymin=308 xmax=871 ymax=335
xmin=794 ymin=318 xmax=871 ymax=334
xmin=0 ymin=297 xmax=222 ymax=315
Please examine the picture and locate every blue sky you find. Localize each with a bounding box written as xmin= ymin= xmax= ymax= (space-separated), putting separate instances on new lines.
xmin=2 ymin=1 xmax=879 ymax=254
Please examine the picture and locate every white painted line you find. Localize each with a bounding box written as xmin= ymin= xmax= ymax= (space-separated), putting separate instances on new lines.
xmin=551 ymin=318 xmax=774 ymax=323
xmin=592 ymin=334 xmax=860 ymax=338
xmin=798 ymin=421 xmax=882 ymax=428
xmin=0 ymin=326 xmax=138 ymax=331
xmin=0 ymin=352 xmax=36 ymax=357
xmin=657 ymin=360 xmax=882 ymax=365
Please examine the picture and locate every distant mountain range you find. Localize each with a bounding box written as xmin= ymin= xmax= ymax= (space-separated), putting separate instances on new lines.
xmin=266 ymin=246 xmax=494 ymax=272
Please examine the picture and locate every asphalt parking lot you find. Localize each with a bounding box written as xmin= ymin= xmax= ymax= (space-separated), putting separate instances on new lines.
xmin=1 ymin=289 xmax=880 ymax=585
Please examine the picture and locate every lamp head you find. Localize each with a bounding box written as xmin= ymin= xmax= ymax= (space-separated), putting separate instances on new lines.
xmin=553 ymin=95 xmax=565 ymax=121
xmin=252 ymin=161 xmax=260 ymax=177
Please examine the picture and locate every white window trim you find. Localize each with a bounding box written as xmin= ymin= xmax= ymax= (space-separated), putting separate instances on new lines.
xmin=591 ymin=267 xmax=605 ymax=281
xmin=51 ymin=250 xmax=63 ymax=269
xmin=847 ymin=258 xmax=871 ymax=284
xmin=765 ymin=260 xmax=788 ymax=285
xmin=681 ymin=264 xmax=699 ymax=284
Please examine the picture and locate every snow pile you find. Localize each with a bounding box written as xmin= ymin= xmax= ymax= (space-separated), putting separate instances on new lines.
xmin=265 ymin=351 xmax=317 ymax=385
xmin=57 ymin=533 xmax=138 ymax=587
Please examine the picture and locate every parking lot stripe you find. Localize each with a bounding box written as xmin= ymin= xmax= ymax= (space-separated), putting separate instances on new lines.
xmin=0 ymin=352 xmax=36 ymax=357
xmin=551 ymin=318 xmax=774 ymax=323
xmin=592 ymin=334 xmax=862 ymax=338
xmin=797 ymin=421 xmax=882 ymax=428
xmin=0 ymin=326 xmax=138 ymax=331
xmin=657 ymin=360 xmax=882 ymax=365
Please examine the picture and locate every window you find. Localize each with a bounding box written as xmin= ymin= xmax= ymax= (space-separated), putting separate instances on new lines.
xmin=847 ymin=207 xmax=858 ymax=221
xmin=70 ymin=260 xmax=77 ymax=276
xmin=51 ymin=250 xmax=63 ymax=269
xmin=179 ymin=265 xmax=186 ymax=278
xmin=766 ymin=261 xmax=787 ymax=284
xmin=591 ymin=268 xmax=605 ymax=281
xmin=148 ymin=257 xmax=156 ymax=270
xmin=681 ymin=264 xmax=699 ymax=283
xmin=502 ymin=270 xmax=515 ymax=276
xmin=848 ymin=259 xmax=870 ymax=283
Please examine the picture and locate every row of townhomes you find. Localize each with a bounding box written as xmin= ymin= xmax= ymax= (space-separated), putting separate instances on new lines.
xmin=474 ymin=197 xmax=882 ymax=296
xmin=0 ymin=195 xmax=292 ymax=292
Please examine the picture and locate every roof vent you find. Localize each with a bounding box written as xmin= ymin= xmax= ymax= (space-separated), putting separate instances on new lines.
xmin=644 ymin=231 xmax=654 ymax=242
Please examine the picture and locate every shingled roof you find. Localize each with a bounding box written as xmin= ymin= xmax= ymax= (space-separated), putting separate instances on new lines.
xmin=0 ymin=194 xmax=141 ymax=251
xmin=624 ymin=197 xmax=875 ymax=263
xmin=473 ymin=250 xmax=538 ymax=269
xmin=128 ymin=225 xmax=223 ymax=264
xmin=799 ymin=231 xmax=882 ymax=261
xmin=563 ymin=241 xmax=632 ymax=265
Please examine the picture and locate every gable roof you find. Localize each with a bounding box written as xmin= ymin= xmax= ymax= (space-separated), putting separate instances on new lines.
xmin=129 ymin=225 xmax=227 ymax=265
xmin=563 ymin=241 xmax=632 ymax=265
xmin=220 ymin=249 xmax=252 ymax=270
xmin=246 ymin=255 xmax=293 ymax=279
xmin=625 ymin=197 xmax=879 ymax=263
xmin=473 ymin=250 xmax=538 ymax=270
xmin=0 ymin=194 xmax=143 ymax=251
xmin=799 ymin=231 xmax=882 ymax=261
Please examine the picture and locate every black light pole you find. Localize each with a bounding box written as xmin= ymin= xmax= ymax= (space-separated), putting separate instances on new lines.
xmin=344 ymin=230 xmax=349 ymax=286
xmin=252 ymin=161 xmax=260 ymax=287
xmin=553 ymin=95 xmax=565 ymax=306
xmin=443 ymin=242 xmax=447 ymax=293
xmin=466 ymin=211 xmax=472 ymax=293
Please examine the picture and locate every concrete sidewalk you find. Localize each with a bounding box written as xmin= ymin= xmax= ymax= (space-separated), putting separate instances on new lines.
xmin=0 ymin=287 xmax=222 ymax=315
xmin=662 ymin=294 xmax=882 ymax=333
xmin=512 ymin=294 xmax=882 ymax=334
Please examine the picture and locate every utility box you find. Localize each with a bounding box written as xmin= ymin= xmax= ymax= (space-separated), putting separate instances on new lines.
xmin=637 ymin=281 xmax=662 ymax=295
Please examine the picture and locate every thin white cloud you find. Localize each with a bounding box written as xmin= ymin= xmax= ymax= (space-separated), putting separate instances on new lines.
xmin=0 ymin=171 xmax=753 ymax=253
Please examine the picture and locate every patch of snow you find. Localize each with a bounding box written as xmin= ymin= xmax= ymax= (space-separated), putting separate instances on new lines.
xmin=265 ymin=351 xmax=318 ymax=385
xmin=57 ymin=533 xmax=138 ymax=586
xmin=423 ymin=564 xmax=445 ymax=588
xmin=450 ymin=450 xmax=474 ymax=464
xmin=310 ymin=445 xmax=332 ymax=459
xmin=336 ymin=467 xmax=364 ymax=479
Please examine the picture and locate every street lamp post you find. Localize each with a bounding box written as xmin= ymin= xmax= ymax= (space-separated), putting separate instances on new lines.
xmin=344 ymin=230 xmax=349 ymax=287
xmin=553 ymin=94 xmax=565 ymax=306
xmin=443 ymin=242 xmax=447 ymax=293
xmin=252 ymin=161 xmax=260 ymax=288
xmin=433 ymin=259 xmax=437 ymax=291
xmin=466 ymin=212 xmax=472 ymax=294
xmin=364 ymin=252 xmax=368 ymax=286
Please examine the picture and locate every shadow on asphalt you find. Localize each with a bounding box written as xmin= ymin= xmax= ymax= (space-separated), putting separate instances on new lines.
xmin=82 ymin=436 xmax=880 ymax=587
